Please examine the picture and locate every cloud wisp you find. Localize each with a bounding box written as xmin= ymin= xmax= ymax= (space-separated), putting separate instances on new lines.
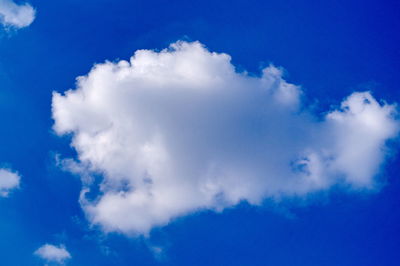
xmin=34 ymin=244 xmax=71 ymax=264
xmin=0 ymin=0 xmax=35 ymax=29
xmin=52 ymin=41 xmax=399 ymax=236
xmin=0 ymin=168 xmax=20 ymax=197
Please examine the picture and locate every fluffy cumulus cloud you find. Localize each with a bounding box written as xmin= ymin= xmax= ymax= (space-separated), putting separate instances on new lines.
xmin=0 ymin=168 xmax=20 ymax=196
xmin=0 ymin=0 xmax=35 ymax=28
xmin=52 ymin=41 xmax=400 ymax=236
xmin=34 ymin=244 xmax=71 ymax=264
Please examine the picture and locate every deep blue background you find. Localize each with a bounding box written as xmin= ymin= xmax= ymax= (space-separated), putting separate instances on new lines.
xmin=0 ymin=0 xmax=399 ymax=265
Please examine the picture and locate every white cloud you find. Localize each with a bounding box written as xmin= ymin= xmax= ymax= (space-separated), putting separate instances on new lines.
xmin=34 ymin=244 xmax=71 ymax=264
xmin=0 ymin=0 xmax=35 ymax=28
xmin=52 ymin=41 xmax=400 ymax=236
xmin=0 ymin=168 xmax=20 ymax=196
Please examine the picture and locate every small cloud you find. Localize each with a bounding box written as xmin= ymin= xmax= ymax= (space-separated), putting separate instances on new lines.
xmin=0 ymin=168 xmax=20 ymax=197
xmin=34 ymin=244 xmax=71 ymax=264
xmin=0 ymin=0 xmax=36 ymax=29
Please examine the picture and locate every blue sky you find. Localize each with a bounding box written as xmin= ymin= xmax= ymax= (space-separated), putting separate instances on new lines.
xmin=0 ymin=0 xmax=399 ymax=265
